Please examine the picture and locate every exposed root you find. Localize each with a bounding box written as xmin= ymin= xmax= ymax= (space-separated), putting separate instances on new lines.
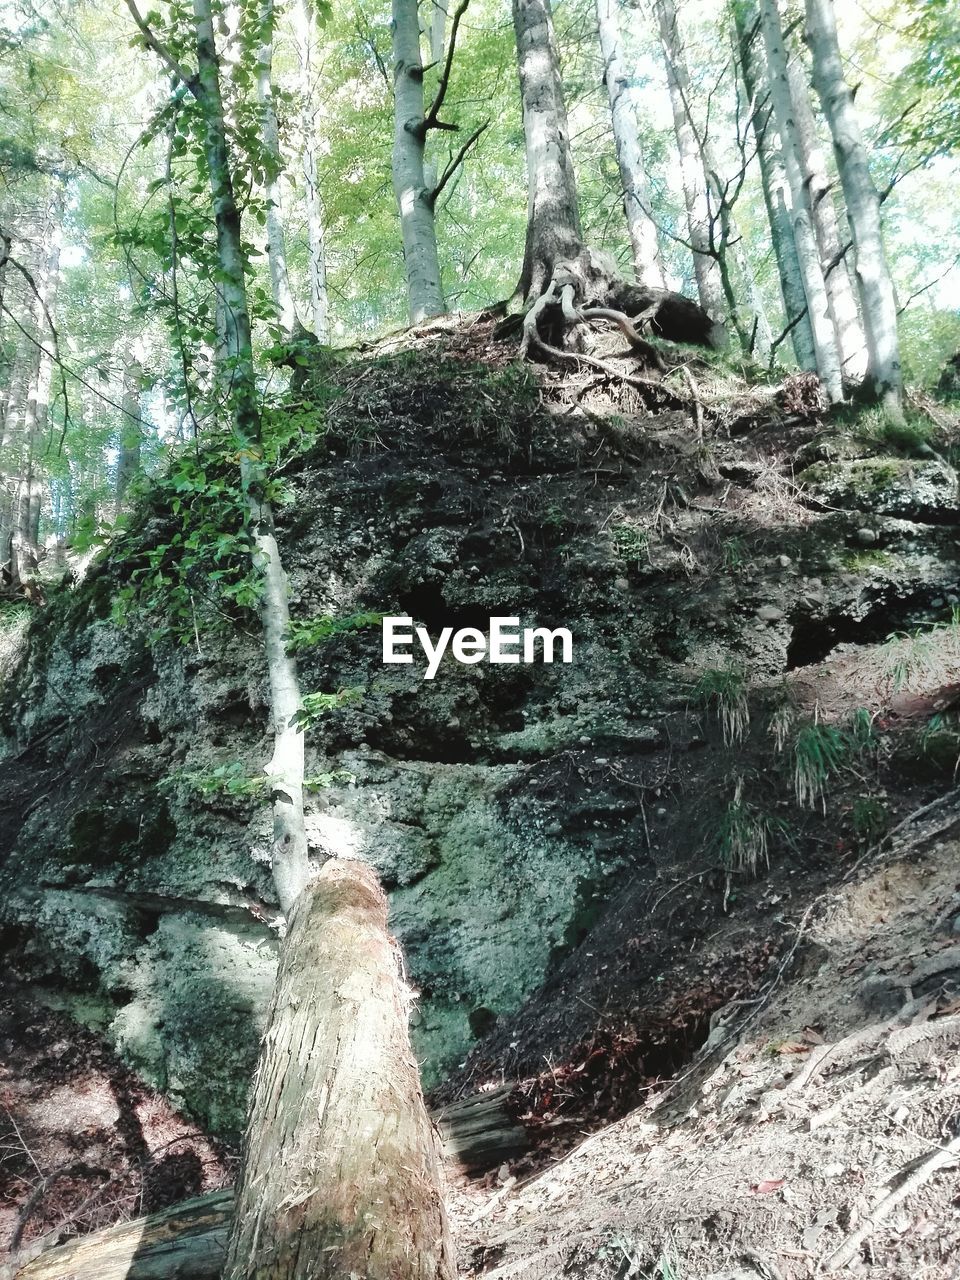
xmin=518 ymin=250 xmax=720 ymax=424
xmin=822 ymin=1132 xmax=960 ymax=1271
xmin=527 ymin=333 xmax=689 ymax=411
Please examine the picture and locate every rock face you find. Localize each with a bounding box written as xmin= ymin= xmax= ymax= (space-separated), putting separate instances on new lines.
xmin=1 ymin=335 xmax=959 ymax=1136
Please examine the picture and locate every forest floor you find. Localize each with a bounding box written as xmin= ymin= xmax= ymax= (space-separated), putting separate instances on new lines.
xmin=0 ymin=995 xmax=232 ymax=1254
xmin=445 ymin=808 xmax=960 ymax=1280
xmin=3 ymin=802 xmax=959 ymax=1279
xmin=3 ymin=315 xmax=960 ymax=1277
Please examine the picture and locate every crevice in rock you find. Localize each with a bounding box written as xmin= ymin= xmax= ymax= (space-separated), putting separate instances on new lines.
xmin=786 ymin=586 xmax=960 ymax=670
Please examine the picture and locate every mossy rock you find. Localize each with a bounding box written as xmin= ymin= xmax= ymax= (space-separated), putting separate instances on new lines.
xmin=799 ymin=456 xmax=959 ymax=519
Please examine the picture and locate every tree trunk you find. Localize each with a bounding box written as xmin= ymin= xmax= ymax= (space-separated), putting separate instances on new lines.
xmin=15 ymin=338 xmax=53 ymax=577
xmin=123 ymin=6 xmax=457 ymax=1276
xmin=0 ymin=338 xmax=37 ymax=586
xmin=653 ymin=0 xmax=725 ymax=323
xmin=594 ymin=0 xmax=664 ymax=289
xmin=8 ymin=1087 xmax=526 ymax=1280
xmin=512 ymin=0 xmax=583 ymax=301
xmin=7 ymin=207 xmax=60 ymax=584
xmin=223 ymin=859 xmax=457 ymax=1280
xmin=116 ymin=353 xmax=144 ymax=510
xmin=292 ymin=0 xmax=330 ymax=342
xmin=191 ymin=0 xmax=309 ymax=912
xmin=392 ymin=0 xmax=446 ymax=323
xmin=735 ymin=3 xmax=816 ymax=368
xmin=784 ymin=30 xmax=866 ymax=376
xmin=804 ymin=0 xmax=903 ymax=419
xmin=255 ymin=0 xmax=301 ymax=338
xmin=430 ymin=0 xmax=449 ymax=63
xmin=6 ymin=1191 xmax=234 ymax=1280
xmin=758 ymin=0 xmax=843 ymax=401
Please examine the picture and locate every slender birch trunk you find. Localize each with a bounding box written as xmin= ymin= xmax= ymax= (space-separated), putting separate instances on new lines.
xmin=189 ymin=0 xmax=309 ymax=914
xmin=595 ymin=0 xmax=664 ymax=288
xmin=758 ymin=0 xmax=843 ymax=401
xmin=785 ymin=34 xmax=865 ymax=376
xmin=804 ymin=0 xmax=903 ymax=419
xmin=255 ymin=0 xmax=300 ymax=337
xmin=654 ymin=0 xmax=725 ymax=323
xmin=116 ymin=353 xmax=144 ymax=510
xmin=392 ymin=0 xmax=445 ymax=322
xmin=735 ymin=3 xmax=816 ymax=368
xmin=292 ymin=0 xmax=330 ymax=342
xmin=512 ymin=0 xmax=583 ymax=300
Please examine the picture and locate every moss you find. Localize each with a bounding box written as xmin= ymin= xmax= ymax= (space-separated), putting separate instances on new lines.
xmin=839 ymin=548 xmax=896 ymax=571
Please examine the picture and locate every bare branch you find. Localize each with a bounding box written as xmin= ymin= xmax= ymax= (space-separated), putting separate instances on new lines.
xmin=429 ymin=119 xmax=489 ymax=205
xmin=424 ymin=0 xmax=470 ymax=133
xmin=896 ymin=253 xmax=960 ymax=315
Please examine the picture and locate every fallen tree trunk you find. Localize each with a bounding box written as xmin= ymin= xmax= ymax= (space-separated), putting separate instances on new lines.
xmin=8 ymin=1190 xmax=233 ymax=1280
xmin=223 ymin=858 xmax=457 ymax=1280
xmin=8 ymin=1089 xmax=527 ymax=1280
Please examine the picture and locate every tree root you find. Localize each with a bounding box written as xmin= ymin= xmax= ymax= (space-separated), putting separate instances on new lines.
xmin=518 ymin=254 xmax=710 ymax=420
xmin=528 ymin=333 xmax=691 ymax=411
xmin=822 ymin=1131 xmax=960 ymax=1271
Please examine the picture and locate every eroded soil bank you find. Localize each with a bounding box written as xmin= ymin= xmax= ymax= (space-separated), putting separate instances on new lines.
xmin=2 ymin=319 xmax=960 ymax=1275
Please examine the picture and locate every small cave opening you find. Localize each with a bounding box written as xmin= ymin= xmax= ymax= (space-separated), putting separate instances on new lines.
xmin=786 ymin=591 xmax=960 ymax=671
xmin=785 ymin=615 xmax=876 ymax=669
xmin=396 ymin=584 xmax=496 ymax=635
xmin=366 ymin=719 xmax=480 ymax=765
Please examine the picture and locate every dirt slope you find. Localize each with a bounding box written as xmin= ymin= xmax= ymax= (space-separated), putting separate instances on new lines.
xmin=451 ymin=806 xmax=960 ymax=1279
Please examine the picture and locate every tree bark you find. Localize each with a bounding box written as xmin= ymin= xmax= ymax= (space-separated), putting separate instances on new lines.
xmin=223 ymin=859 xmax=457 ymax=1280
xmin=653 ymin=0 xmax=725 ymax=323
xmin=292 ymin=0 xmax=330 ymax=342
xmin=6 ymin=1191 xmax=233 ymax=1280
xmin=594 ymin=0 xmax=664 ymax=289
xmin=116 ymin=352 xmax=144 ymax=511
xmin=758 ymin=0 xmax=843 ymax=401
xmin=430 ymin=0 xmax=449 ymax=62
xmin=512 ymin=0 xmax=583 ymax=301
xmin=189 ymin=0 xmax=311 ymax=915
xmin=392 ymin=0 xmax=446 ymax=323
xmin=734 ymin=3 xmax=816 ymax=369
xmin=784 ymin=30 xmax=865 ymax=377
xmin=804 ymin=0 xmax=903 ymax=419
xmin=0 ymin=335 xmax=31 ymax=582
xmin=255 ymin=0 xmax=301 ymax=338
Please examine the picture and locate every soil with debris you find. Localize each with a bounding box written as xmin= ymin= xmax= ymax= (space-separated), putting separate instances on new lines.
xmin=0 ymin=994 xmax=232 ymax=1257
xmin=445 ymin=809 xmax=960 ymax=1280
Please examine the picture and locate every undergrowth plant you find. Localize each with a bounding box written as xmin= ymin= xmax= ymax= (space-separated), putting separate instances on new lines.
xmin=694 ymin=664 xmax=750 ymax=745
xmin=292 ymin=686 xmax=364 ymax=729
xmin=789 ymin=709 xmax=878 ymax=810
xmin=710 ymin=776 xmax=790 ymax=880
xmin=166 ymin=761 xmax=354 ymax=799
xmin=611 ymin=522 xmax=649 ymax=566
xmin=881 ymin=610 xmax=960 ymax=694
xmin=286 ymin=611 xmax=383 ymax=652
